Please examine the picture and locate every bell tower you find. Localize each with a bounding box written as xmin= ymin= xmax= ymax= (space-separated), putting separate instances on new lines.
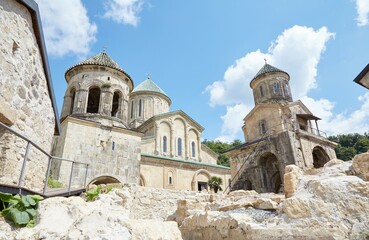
xmin=60 ymin=51 xmax=134 ymax=128
xmin=250 ymin=62 xmax=293 ymax=105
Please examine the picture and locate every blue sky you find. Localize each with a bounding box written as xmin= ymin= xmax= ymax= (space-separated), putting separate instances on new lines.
xmin=35 ymin=0 xmax=369 ymax=142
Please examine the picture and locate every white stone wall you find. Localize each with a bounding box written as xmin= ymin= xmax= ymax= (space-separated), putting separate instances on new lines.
xmin=140 ymin=157 xmax=230 ymax=191
xmin=52 ymin=117 xmax=141 ymax=186
xmin=0 ymin=0 xmax=55 ymax=191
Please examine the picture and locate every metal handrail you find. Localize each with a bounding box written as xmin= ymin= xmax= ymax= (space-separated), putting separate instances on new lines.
xmin=0 ymin=121 xmax=89 ymax=196
xmin=223 ymin=122 xmax=293 ymax=194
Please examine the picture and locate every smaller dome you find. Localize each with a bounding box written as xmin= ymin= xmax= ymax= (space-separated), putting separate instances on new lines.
xmin=132 ymin=75 xmax=171 ymax=102
xmin=65 ymin=51 xmax=131 ymax=78
xmin=251 ymin=63 xmax=289 ymax=85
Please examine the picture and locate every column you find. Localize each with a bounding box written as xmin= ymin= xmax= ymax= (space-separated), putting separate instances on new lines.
xmin=154 ymin=123 xmax=160 ymax=155
xmin=75 ymin=89 xmax=88 ymax=113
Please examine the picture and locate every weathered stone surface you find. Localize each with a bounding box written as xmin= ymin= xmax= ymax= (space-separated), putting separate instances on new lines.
xmin=283 ymin=164 xmax=303 ymax=198
xmin=0 ymin=0 xmax=55 ymax=191
xmin=2 ymin=161 xmax=369 ymax=239
xmin=352 ymin=152 xmax=369 ymax=181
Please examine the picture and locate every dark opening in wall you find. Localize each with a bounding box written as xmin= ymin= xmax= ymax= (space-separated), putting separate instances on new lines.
xmin=87 ymin=87 xmax=101 ymax=113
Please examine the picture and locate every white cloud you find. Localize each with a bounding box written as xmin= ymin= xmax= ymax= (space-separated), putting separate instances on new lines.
xmin=356 ymin=0 xmax=369 ymax=26
xmin=103 ymin=0 xmax=144 ymax=26
xmin=303 ymin=93 xmax=369 ymax=135
xmin=216 ymin=104 xmax=251 ymax=142
xmin=36 ymin=0 xmax=97 ymax=57
xmin=205 ymin=25 xmax=334 ymax=141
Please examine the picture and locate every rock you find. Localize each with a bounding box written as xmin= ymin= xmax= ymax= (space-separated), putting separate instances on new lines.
xmin=352 ymin=152 xmax=369 ymax=181
xmin=216 ymin=200 xmax=253 ymax=212
xmin=253 ymin=198 xmax=278 ymax=211
xmin=324 ymin=158 xmax=344 ymax=167
xmin=283 ymin=164 xmax=303 ymax=198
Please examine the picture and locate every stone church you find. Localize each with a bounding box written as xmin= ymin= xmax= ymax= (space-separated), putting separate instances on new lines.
xmin=51 ymin=51 xmax=230 ymax=192
xmin=225 ymin=63 xmax=337 ymax=193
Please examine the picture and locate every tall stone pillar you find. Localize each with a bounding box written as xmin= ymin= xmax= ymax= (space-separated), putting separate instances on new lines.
xmin=100 ymin=89 xmax=113 ymax=116
xmin=155 ymin=123 xmax=159 ymax=154
xmin=170 ymin=129 xmax=175 ymax=157
xmin=75 ymin=89 xmax=88 ymax=113
xmin=197 ymin=135 xmax=201 ymax=161
xmin=184 ymin=130 xmax=189 ymax=159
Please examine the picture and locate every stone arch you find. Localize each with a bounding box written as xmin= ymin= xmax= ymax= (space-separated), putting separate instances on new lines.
xmin=87 ymin=86 xmax=101 ymax=113
xmin=312 ymin=146 xmax=330 ymax=168
xmin=139 ymin=174 xmax=146 ymax=187
xmin=159 ymin=121 xmax=171 ymax=155
xmin=88 ymin=175 xmax=121 ymax=186
xmin=188 ymin=128 xmax=199 ymax=159
xmin=174 ymin=118 xmax=186 ymax=157
xmin=258 ymin=152 xmax=281 ymax=193
xmin=191 ymin=169 xmax=211 ymax=191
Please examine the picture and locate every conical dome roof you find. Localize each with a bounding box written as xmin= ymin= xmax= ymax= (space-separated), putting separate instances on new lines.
xmin=251 ymin=63 xmax=289 ymax=82
xmin=131 ymin=75 xmax=171 ymax=104
xmin=65 ymin=51 xmax=131 ymax=78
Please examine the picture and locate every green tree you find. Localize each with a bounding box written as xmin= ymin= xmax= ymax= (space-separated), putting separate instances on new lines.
xmin=202 ymin=139 xmax=243 ymax=167
xmin=208 ymin=176 xmax=223 ymax=193
xmin=354 ymin=137 xmax=369 ymax=153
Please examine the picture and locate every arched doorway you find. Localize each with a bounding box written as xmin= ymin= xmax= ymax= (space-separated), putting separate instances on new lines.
xmin=259 ymin=152 xmax=281 ymax=193
xmin=191 ymin=169 xmax=211 ymax=191
xmin=312 ymin=146 xmax=330 ymax=168
xmin=88 ymin=175 xmax=121 ymax=186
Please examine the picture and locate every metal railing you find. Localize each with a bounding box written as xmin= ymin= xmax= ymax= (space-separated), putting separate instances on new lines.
xmin=0 ymin=121 xmax=89 ymax=196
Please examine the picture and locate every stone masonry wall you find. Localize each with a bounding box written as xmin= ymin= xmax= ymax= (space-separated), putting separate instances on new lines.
xmin=0 ymin=0 xmax=55 ymax=191
xmin=53 ymin=118 xmax=141 ymax=186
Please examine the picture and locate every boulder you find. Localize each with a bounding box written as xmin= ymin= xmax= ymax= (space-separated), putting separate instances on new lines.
xmin=283 ymin=165 xmax=303 ymax=198
xmin=352 ymin=152 xmax=369 ymax=181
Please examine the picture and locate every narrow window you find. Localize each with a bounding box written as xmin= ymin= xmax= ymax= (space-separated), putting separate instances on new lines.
xmin=260 ymin=121 xmax=267 ymax=134
xmin=285 ymin=84 xmax=289 ymax=96
xmin=163 ymin=136 xmax=167 ymax=153
xmin=273 ymin=82 xmax=279 ymax=94
xmin=169 ymin=176 xmax=172 ymax=184
xmin=87 ymin=87 xmax=101 ymax=113
xmin=259 ymin=85 xmax=264 ymax=97
xmin=70 ymin=88 xmax=76 ymax=114
xmin=111 ymin=91 xmax=120 ymax=117
xmin=192 ymin=142 xmax=196 ymax=158
xmin=112 ymin=141 xmax=115 ymax=150
xmin=178 ymin=138 xmax=182 ymax=156
xmin=130 ymin=101 xmax=134 ymax=118
xmin=138 ymin=99 xmax=142 ymax=117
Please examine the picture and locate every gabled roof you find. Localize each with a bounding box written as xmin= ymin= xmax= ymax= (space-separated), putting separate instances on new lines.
xmin=353 ymin=63 xmax=369 ymax=90
xmin=250 ymin=63 xmax=290 ymax=86
xmin=137 ymin=110 xmax=204 ymax=132
xmin=65 ymin=51 xmax=132 ymax=80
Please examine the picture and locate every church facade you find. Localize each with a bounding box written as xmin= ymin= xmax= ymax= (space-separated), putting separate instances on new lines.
xmin=52 ymin=51 xmax=230 ymax=192
xmin=225 ymin=63 xmax=337 ymax=193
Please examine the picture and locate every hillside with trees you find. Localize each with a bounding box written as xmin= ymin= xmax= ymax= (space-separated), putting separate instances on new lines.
xmin=328 ymin=133 xmax=369 ymax=161
xmin=202 ymin=139 xmax=242 ymax=167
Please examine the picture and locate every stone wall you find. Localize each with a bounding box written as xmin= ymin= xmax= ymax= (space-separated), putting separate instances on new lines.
xmin=52 ymin=117 xmax=141 ymax=186
xmin=141 ymin=155 xmax=230 ymax=191
xmin=0 ymin=0 xmax=55 ymax=191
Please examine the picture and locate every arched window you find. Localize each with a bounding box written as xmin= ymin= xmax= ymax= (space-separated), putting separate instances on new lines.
xmin=69 ymin=88 xmax=76 ymax=114
xmin=259 ymin=85 xmax=264 ymax=97
xmin=163 ymin=136 xmax=167 ymax=153
xmin=168 ymin=171 xmax=173 ymax=185
xmin=178 ymin=138 xmax=182 ymax=156
xmin=192 ymin=141 xmax=196 ymax=158
xmin=273 ymin=82 xmax=279 ymax=94
xmin=260 ymin=120 xmax=267 ymax=134
xmin=138 ymin=99 xmax=142 ymax=117
xmin=285 ymin=84 xmax=290 ymax=96
xmin=130 ymin=101 xmax=134 ymax=118
xmin=87 ymin=87 xmax=101 ymax=113
xmin=111 ymin=91 xmax=121 ymax=117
